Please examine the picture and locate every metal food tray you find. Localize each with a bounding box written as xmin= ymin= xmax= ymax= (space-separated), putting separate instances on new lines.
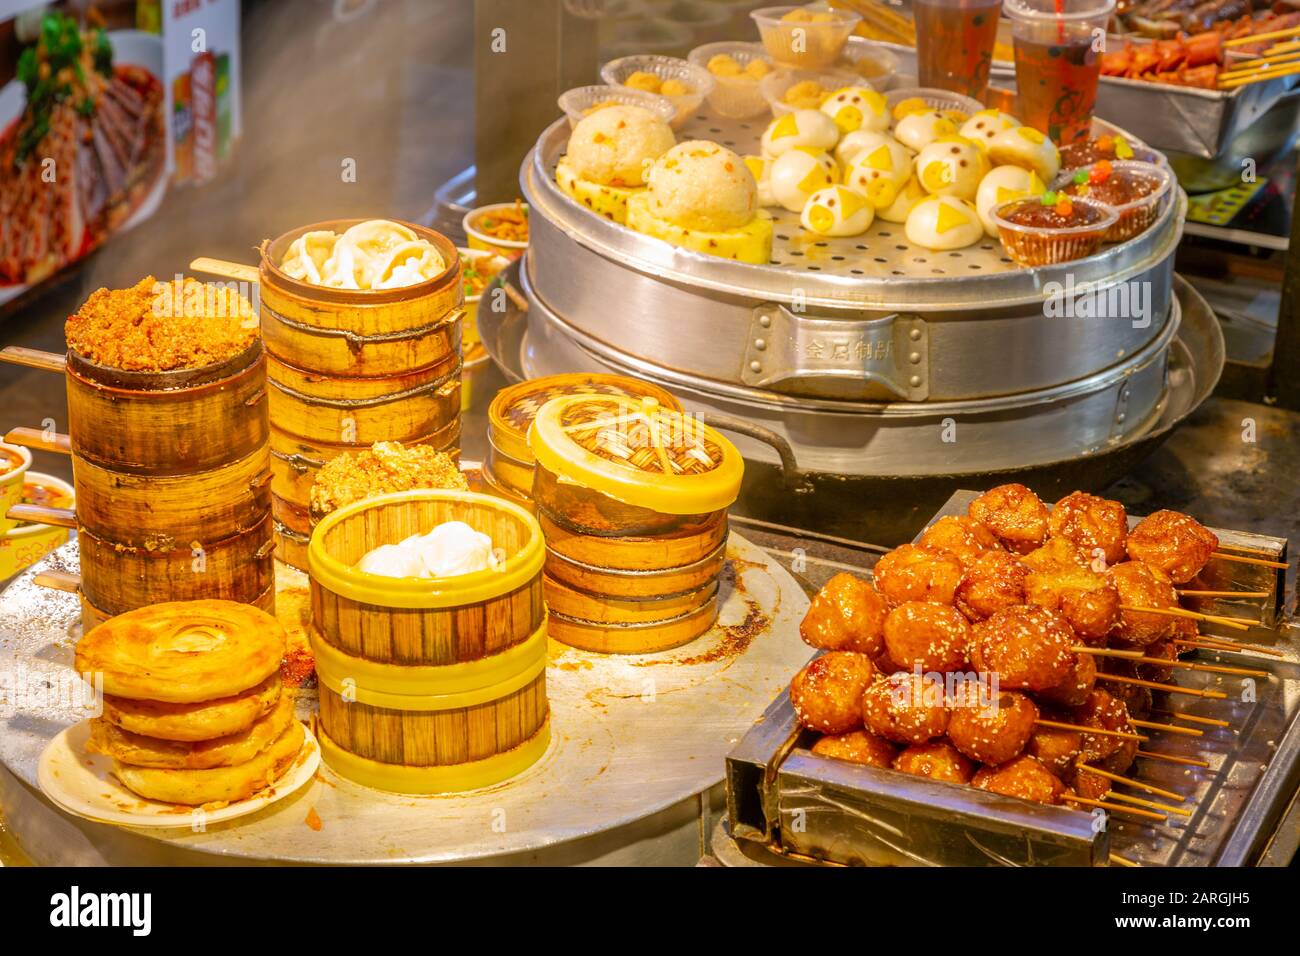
xmin=725 ymin=490 xmax=1299 ymax=866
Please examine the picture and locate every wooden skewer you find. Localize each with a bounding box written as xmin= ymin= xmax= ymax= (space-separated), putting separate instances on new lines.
xmin=1034 ymin=718 xmax=1146 ymax=741
xmin=1224 ymin=23 xmax=1300 ymax=47
xmin=1063 ymin=795 xmax=1167 ymax=821
xmin=0 ymin=345 xmax=66 ymax=374
xmin=1095 ymin=672 xmax=1228 ymax=699
xmin=1177 ymin=589 xmax=1271 ymax=599
xmin=1125 ymin=656 xmax=1271 ymax=679
xmin=1175 ymin=637 xmax=1285 ymax=658
xmin=1119 ymin=604 xmax=1251 ymax=632
xmin=1072 ymin=645 xmax=1146 ymax=659
xmin=1263 ymin=38 xmax=1300 ymax=55
xmin=33 ymin=570 xmax=81 ymax=593
xmin=1105 ymin=790 xmax=1194 ymax=818
xmin=1209 ymin=551 xmax=1288 ymax=570
xmin=1109 ymin=851 xmax=1140 ymax=867
xmin=1130 ymin=718 xmax=1203 ymax=738
xmin=1150 ymin=709 xmax=1231 ymax=729
xmin=1076 ymin=763 xmax=1186 ymax=802
xmin=1219 ymin=49 xmax=1300 ymax=75
xmin=189 ymin=257 xmax=260 ymax=284
xmin=1136 ymin=749 xmax=1211 ymax=768
xmin=6 ymin=503 xmax=76 ymax=529
xmin=3 ymin=426 xmax=71 ymax=454
xmin=1220 ymin=61 xmax=1300 ymax=87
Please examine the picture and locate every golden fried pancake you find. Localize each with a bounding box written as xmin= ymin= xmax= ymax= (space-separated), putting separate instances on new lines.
xmin=75 ymin=600 xmax=286 ymax=702
xmin=113 ymin=719 xmax=305 ymax=807
xmin=89 ymin=693 xmax=294 ymax=770
xmin=100 ymin=674 xmax=281 ymax=742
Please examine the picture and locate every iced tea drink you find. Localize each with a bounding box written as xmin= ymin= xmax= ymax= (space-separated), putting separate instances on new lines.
xmin=914 ymin=0 xmax=1003 ymax=101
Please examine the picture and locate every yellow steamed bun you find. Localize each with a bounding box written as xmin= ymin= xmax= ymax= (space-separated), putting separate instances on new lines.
xmin=645 ymin=140 xmax=758 ymax=231
xmin=565 ymin=104 xmax=676 ymax=188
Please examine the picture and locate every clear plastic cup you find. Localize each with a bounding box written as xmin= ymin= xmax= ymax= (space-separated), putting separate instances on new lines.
xmin=1005 ymin=0 xmax=1116 ymax=146
xmin=992 ymin=194 xmax=1117 ymax=266
xmin=599 ymin=55 xmax=717 ymax=129
xmin=913 ymin=0 xmax=1003 ymax=101
xmin=1052 ymin=160 xmax=1174 ymax=242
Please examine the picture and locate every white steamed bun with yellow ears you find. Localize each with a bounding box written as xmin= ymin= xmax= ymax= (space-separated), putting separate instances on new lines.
xmin=893 ymin=109 xmax=959 ymax=153
xmin=769 ymin=147 xmax=837 ymax=212
xmin=835 ymin=129 xmax=911 ymax=167
xmin=987 ymin=125 xmax=1061 ymax=183
xmin=760 ymin=109 xmax=840 ymax=159
xmin=801 ymin=185 xmax=875 ymax=237
xmin=743 ymin=155 xmax=777 ymax=207
xmin=877 ymin=175 xmax=928 ymax=224
xmin=905 ymin=195 xmax=984 ymax=251
xmin=843 ymin=138 xmax=913 ymax=210
xmin=556 ymin=104 xmax=676 ymax=223
xmin=960 ymin=110 xmax=1021 ymax=148
xmin=915 ymin=137 xmax=989 ymax=202
xmin=819 ymin=86 xmax=889 ymax=135
xmin=975 ymin=165 xmax=1046 ymax=236
xmin=628 ymin=140 xmax=773 ymax=264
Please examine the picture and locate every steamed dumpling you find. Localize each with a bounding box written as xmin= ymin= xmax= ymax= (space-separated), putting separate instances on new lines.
xmin=877 ymin=175 xmax=927 ymax=224
xmin=894 ymin=110 xmax=958 ymax=153
xmin=819 ymin=86 xmax=889 ymax=134
xmin=801 ymin=185 xmax=875 ymax=236
xmin=843 ymin=139 xmax=913 ymax=208
xmin=905 ymin=195 xmax=984 ymax=250
xmin=915 ymin=137 xmax=988 ymax=201
xmin=975 ymin=165 xmax=1046 ymax=236
xmin=960 ymin=110 xmax=1021 ymax=148
xmin=355 ymin=543 xmax=428 ymax=578
xmin=835 ymin=129 xmax=911 ymax=167
xmin=761 ymin=109 xmax=840 ymax=158
xmin=769 ymin=147 xmax=837 ymax=212
xmin=987 ymin=125 xmax=1061 ymax=183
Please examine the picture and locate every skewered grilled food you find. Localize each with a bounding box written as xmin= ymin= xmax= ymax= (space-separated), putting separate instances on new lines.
xmin=948 ymin=688 xmax=1039 ymax=765
xmin=1049 ymin=491 xmax=1129 ymax=565
xmin=1024 ymin=566 xmax=1121 ymax=644
xmin=812 ymin=729 xmax=899 ymax=767
xmin=917 ymin=515 xmax=1000 ymax=566
xmin=955 ymin=549 xmax=1029 ymax=621
xmin=1107 ymin=560 xmax=1180 ymax=644
xmin=968 ymin=483 xmax=1049 ymax=555
xmin=1126 ymin=509 xmax=1220 ymax=584
xmin=1072 ymin=688 xmax=1138 ymax=770
xmin=972 ymin=755 xmax=1066 ymax=804
xmin=791 ymin=652 xmax=877 ymax=733
xmin=971 ymin=604 xmax=1077 ymax=692
xmin=882 ymin=601 xmax=971 ymax=672
xmin=800 ymin=571 xmax=888 ymax=655
xmin=893 ymin=740 xmax=975 ymax=783
xmin=861 ymin=671 xmax=949 ymax=744
xmin=1022 ymin=536 xmax=1091 ymax=573
xmin=872 ymin=543 xmax=964 ymax=605
xmin=1026 ymin=722 xmax=1083 ymax=778
xmin=1038 ymin=649 xmax=1097 ymax=708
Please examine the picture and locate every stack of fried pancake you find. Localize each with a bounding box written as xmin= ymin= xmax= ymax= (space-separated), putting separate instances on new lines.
xmin=75 ymin=599 xmax=302 ymax=807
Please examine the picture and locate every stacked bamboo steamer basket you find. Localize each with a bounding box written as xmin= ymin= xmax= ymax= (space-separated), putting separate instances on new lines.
xmin=527 ymin=395 xmax=744 ymax=654
xmin=484 ymin=373 xmax=681 ymax=507
xmin=307 ymin=490 xmax=549 ymax=793
xmin=66 ymin=343 xmax=275 ymax=630
xmin=258 ymin=220 xmax=464 ymax=571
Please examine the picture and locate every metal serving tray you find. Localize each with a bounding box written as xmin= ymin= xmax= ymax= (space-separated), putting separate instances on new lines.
xmin=725 ymin=490 xmax=1299 ymax=867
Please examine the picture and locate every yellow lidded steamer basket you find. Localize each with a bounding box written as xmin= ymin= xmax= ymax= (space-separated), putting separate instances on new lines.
xmin=527 ymin=394 xmax=744 ymax=654
xmin=307 ymin=489 xmax=549 ymax=793
xmin=486 ymin=373 xmax=681 ymax=503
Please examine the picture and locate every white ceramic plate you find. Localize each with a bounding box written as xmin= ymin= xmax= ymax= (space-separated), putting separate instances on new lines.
xmin=37 ymin=720 xmax=319 ymax=829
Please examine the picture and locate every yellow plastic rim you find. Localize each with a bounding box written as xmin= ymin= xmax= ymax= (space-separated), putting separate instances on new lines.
xmin=307 ymin=489 xmax=544 ymax=608
xmin=312 ymin=622 xmax=548 ymax=710
xmin=318 ymin=720 xmax=550 ymax=794
xmin=527 ymin=395 xmax=744 ymax=515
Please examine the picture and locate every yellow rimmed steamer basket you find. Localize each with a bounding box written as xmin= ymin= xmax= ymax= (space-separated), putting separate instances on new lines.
xmin=485 ymin=373 xmax=682 ymax=507
xmin=258 ymin=220 xmax=464 ymax=570
xmin=64 ymin=342 xmax=275 ymax=629
xmin=528 ymin=394 xmax=744 ymax=654
xmin=307 ymin=489 xmax=549 ymax=793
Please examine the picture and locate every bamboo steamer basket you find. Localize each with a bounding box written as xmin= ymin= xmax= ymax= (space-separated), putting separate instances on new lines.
xmin=527 ymin=394 xmax=743 ymax=653
xmin=308 ymin=489 xmax=549 ymax=793
xmin=486 ymin=373 xmax=681 ymax=500
xmin=273 ymin=520 xmax=311 ymax=574
xmin=78 ymin=512 xmax=276 ymax=619
xmin=258 ymin=220 xmax=463 ymax=378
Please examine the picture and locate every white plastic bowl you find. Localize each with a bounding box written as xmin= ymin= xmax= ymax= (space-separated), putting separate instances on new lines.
xmin=687 ymin=41 xmax=774 ymax=119
xmin=556 ymin=85 xmax=677 ymax=130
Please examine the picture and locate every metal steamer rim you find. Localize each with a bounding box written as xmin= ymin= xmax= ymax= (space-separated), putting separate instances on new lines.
xmin=525 ymin=114 xmax=1186 ymax=312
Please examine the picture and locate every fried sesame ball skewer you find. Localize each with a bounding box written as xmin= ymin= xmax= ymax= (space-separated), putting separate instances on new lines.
xmin=1117 ymin=603 xmax=1252 ymax=632
xmin=1075 ymin=763 xmax=1187 ymax=802
xmin=1096 ymin=672 xmax=1228 ymax=699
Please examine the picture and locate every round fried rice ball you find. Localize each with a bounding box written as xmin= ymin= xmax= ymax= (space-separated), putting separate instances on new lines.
xmin=799 ymin=572 xmax=889 ymax=656
xmin=790 ymin=652 xmax=876 ymax=734
xmin=968 ymin=483 xmax=1050 ymax=555
xmin=811 ymin=729 xmax=898 ymax=768
xmin=872 ymin=543 xmax=964 ymax=606
xmin=1070 ymin=688 xmax=1134 ymax=765
xmin=892 ymin=740 xmax=974 ymax=783
xmin=1126 ymin=509 xmax=1220 ymax=584
xmin=955 ymin=549 xmax=1029 ymax=622
xmin=1022 ymin=536 xmax=1090 ymax=573
xmin=1049 ymin=491 xmax=1129 ymax=566
xmin=883 ymin=601 xmax=971 ymax=673
xmin=947 ymin=688 xmax=1038 ymax=765
xmin=861 ymin=671 xmax=949 ymax=745
xmin=1026 ymin=722 xmax=1083 ymax=778
xmin=1024 ymin=566 xmax=1120 ymax=645
xmin=1037 ymin=650 xmax=1097 ymax=708
xmin=972 ymin=755 xmax=1065 ymax=804
xmin=970 ymin=604 xmax=1077 ymax=692
xmin=918 ymin=515 xmax=1000 ymax=567
xmin=1107 ymin=561 xmax=1179 ymax=645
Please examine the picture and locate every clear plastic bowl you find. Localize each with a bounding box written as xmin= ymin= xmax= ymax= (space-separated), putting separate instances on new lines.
xmin=599 ymin=55 xmax=716 ymax=129
xmin=992 ymin=195 xmax=1118 ymax=267
xmin=760 ymin=66 xmax=863 ymax=116
xmin=750 ymin=5 xmax=862 ymax=69
xmin=556 ymin=85 xmax=678 ymax=130
xmin=837 ymin=37 xmax=900 ymax=88
xmin=1052 ymin=160 xmax=1175 ymax=243
xmin=687 ymin=41 xmax=774 ymax=118
xmin=885 ymin=86 xmax=985 ymax=123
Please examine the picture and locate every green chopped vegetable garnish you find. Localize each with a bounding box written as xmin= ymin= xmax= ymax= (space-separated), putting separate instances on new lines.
xmin=1073 ymin=170 xmax=1088 ymax=184
xmin=1040 ymin=191 xmax=1058 ymax=206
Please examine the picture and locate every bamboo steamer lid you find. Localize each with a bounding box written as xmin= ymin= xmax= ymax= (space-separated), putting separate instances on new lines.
xmin=527 ymin=395 xmax=743 ymax=516
xmin=488 ymin=374 xmax=681 ymax=468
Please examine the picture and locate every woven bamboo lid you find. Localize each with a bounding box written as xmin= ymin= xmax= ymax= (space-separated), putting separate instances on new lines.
xmin=528 ymin=395 xmax=743 ymax=515
xmin=488 ymin=373 xmax=681 ymax=466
